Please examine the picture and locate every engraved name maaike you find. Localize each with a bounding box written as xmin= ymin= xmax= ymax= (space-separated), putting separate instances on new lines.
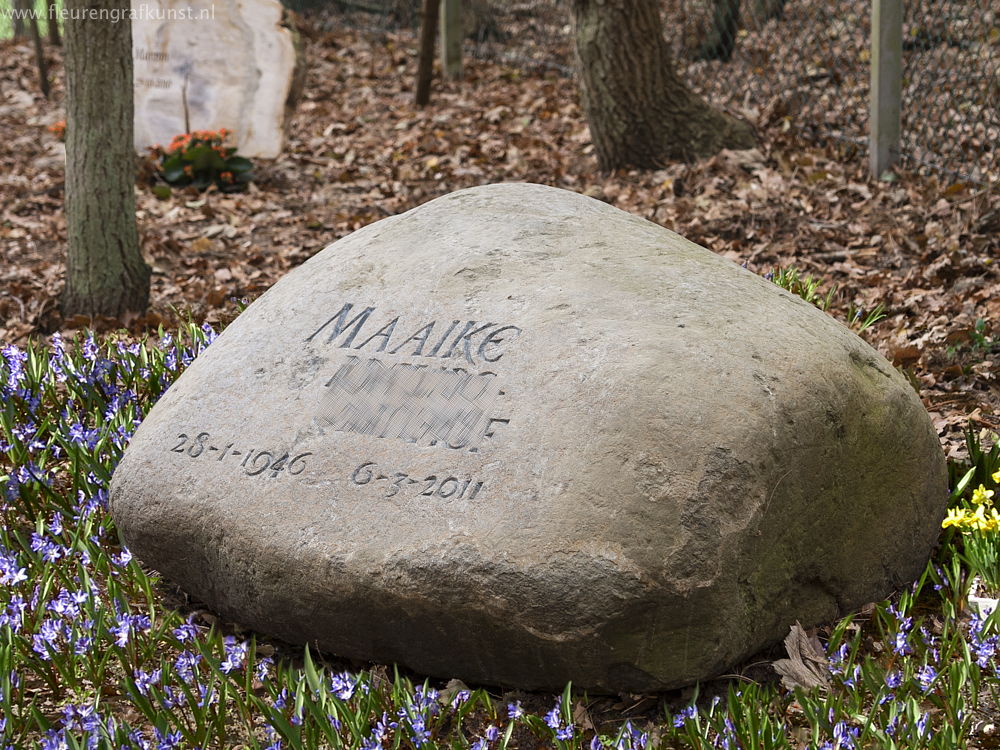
xmin=304 ymin=302 xmax=523 ymax=366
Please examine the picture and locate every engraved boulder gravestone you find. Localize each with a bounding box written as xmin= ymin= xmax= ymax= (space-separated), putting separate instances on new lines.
xmin=110 ymin=183 xmax=947 ymax=692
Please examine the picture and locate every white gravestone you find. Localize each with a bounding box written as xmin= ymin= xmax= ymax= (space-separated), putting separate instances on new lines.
xmin=132 ymin=0 xmax=299 ymax=159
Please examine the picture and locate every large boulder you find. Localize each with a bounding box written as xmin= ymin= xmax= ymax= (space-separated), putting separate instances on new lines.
xmin=110 ymin=183 xmax=947 ymax=692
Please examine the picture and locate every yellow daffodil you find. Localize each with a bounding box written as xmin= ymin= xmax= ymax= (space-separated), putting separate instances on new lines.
xmin=968 ymin=504 xmax=988 ymax=531
xmin=972 ymin=484 xmax=995 ymax=506
xmin=988 ymin=508 xmax=1000 ymax=532
xmin=993 ymin=468 xmax=1000 ymax=485
xmin=942 ymin=507 xmax=970 ymax=530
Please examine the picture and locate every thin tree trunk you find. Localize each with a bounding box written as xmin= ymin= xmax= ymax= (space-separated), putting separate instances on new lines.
xmin=48 ymin=3 xmax=61 ymax=46
xmin=751 ymin=0 xmax=785 ymax=24
xmin=572 ymin=0 xmax=754 ymax=170
xmin=11 ymin=0 xmax=30 ymax=38
xmin=63 ymin=0 xmax=151 ymax=318
xmin=415 ymin=0 xmax=440 ymax=106
xmin=29 ymin=12 xmax=50 ymax=98
xmin=696 ymin=0 xmax=740 ymax=62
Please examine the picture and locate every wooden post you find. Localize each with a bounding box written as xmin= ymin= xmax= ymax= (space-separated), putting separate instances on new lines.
xmin=11 ymin=0 xmax=29 ymax=37
xmin=439 ymin=0 xmax=462 ymax=80
xmin=29 ymin=11 xmax=50 ymax=98
xmin=48 ymin=2 xmax=61 ymax=46
xmin=415 ymin=0 xmax=440 ymax=106
xmin=870 ymin=0 xmax=902 ymax=178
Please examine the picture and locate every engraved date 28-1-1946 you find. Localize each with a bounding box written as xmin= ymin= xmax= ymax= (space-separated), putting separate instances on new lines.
xmin=169 ymin=431 xmax=311 ymax=479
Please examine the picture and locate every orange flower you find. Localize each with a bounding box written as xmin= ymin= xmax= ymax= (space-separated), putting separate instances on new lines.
xmin=220 ymin=171 xmax=233 ymax=183
xmin=183 ymin=165 xmax=193 ymax=176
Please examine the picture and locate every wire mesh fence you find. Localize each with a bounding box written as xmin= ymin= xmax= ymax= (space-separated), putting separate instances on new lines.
xmin=305 ymin=0 xmax=1000 ymax=183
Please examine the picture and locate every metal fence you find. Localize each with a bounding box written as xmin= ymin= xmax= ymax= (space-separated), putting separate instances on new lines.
xmin=307 ymin=0 xmax=1000 ymax=184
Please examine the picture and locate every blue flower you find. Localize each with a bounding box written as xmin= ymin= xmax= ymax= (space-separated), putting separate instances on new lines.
xmin=828 ymin=642 xmax=850 ymax=675
xmin=842 ymin=664 xmax=862 ymax=688
xmin=82 ymin=335 xmax=98 ymax=363
xmin=0 ymin=549 xmax=27 ymax=586
xmin=544 ymin=698 xmax=562 ymax=729
xmin=111 ymin=616 xmax=131 ymax=647
xmin=125 ymin=728 xmax=150 ymax=750
xmin=173 ymin=622 xmax=198 ymax=643
xmin=411 ymin=685 xmax=439 ymax=710
xmin=885 ymin=714 xmax=898 ymax=736
xmin=916 ymin=711 xmax=932 ymax=739
xmin=201 ymin=323 xmax=218 ymax=345
xmin=38 ymin=729 xmax=67 ymax=750
xmin=72 ymin=631 xmax=93 ymax=656
xmin=153 ymin=728 xmax=182 ymax=749
xmin=915 ymin=664 xmax=937 ymax=691
xmin=62 ymin=703 xmax=100 ymax=733
xmin=32 ymin=618 xmax=64 ymax=660
xmin=892 ymin=629 xmax=911 ymax=656
xmin=174 ymin=650 xmax=201 ymax=683
xmin=254 ymin=656 xmax=274 ymax=682
xmin=133 ymin=668 xmax=162 ymax=696
xmin=672 ymin=705 xmax=697 ymax=728
xmin=273 ymin=687 xmax=291 ymax=709
xmin=330 ymin=671 xmax=357 ymax=700
xmin=625 ymin=721 xmax=647 ymax=749
xmin=832 ymin=721 xmax=858 ymax=749
xmin=507 ymin=701 xmax=524 ymax=720
xmin=197 ymin=683 xmax=217 ymax=708
xmin=160 ymin=686 xmax=188 ymax=710
xmin=220 ymin=637 xmax=248 ymax=674
xmin=30 ymin=532 xmax=64 ymax=563
xmin=1 ymin=344 xmax=27 ymax=388
xmin=111 ymin=547 xmax=133 ymax=568
xmin=68 ymin=422 xmax=86 ymax=444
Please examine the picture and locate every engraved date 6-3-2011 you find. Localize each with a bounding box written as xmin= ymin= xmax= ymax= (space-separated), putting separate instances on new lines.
xmin=350 ymin=461 xmax=484 ymax=500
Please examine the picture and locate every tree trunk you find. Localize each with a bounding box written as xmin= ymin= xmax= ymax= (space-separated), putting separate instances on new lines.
xmin=63 ymin=0 xmax=151 ymax=318
xmin=751 ymin=0 xmax=785 ymax=24
xmin=29 ymin=11 xmax=50 ymax=98
xmin=11 ymin=0 xmax=30 ymax=38
xmin=48 ymin=3 xmax=61 ymax=46
xmin=415 ymin=0 xmax=440 ymax=106
xmin=696 ymin=0 xmax=740 ymax=62
xmin=572 ymin=0 xmax=754 ymax=170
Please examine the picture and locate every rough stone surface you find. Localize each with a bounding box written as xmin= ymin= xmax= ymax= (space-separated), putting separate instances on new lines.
xmin=132 ymin=0 xmax=300 ymax=158
xmin=110 ymin=183 xmax=947 ymax=692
